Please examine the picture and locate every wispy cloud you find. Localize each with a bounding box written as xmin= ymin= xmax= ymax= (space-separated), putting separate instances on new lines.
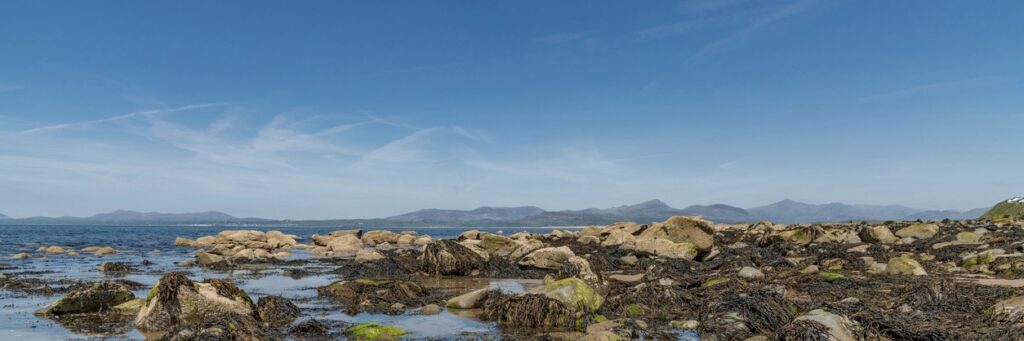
xmin=21 ymin=103 xmax=222 ymax=134
xmin=689 ymin=0 xmax=817 ymax=61
xmin=0 ymin=82 xmax=21 ymax=93
xmin=532 ymin=32 xmax=589 ymax=45
xmin=857 ymin=76 xmax=1008 ymax=102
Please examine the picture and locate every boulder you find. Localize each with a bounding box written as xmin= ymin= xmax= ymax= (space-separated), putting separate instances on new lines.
xmin=94 ymin=246 xmax=117 ymax=255
xmin=36 ymin=281 xmax=135 ymax=315
xmin=887 ymin=256 xmax=927 ymax=276
xmin=638 ymin=216 xmax=715 ymax=252
xmin=446 ymin=288 xmax=488 ymax=309
xmin=41 ymin=246 xmax=67 ymax=254
xmin=458 ymin=229 xmax=481 ymax=240
xmin=895 ymin=223 xmax=939 ymax=239
xmin=173 ymin=237 xmax=194 ymax=246
xmin=578 ymin=235 xmax=601 ymax=245
xmin=195 ymin=251 xmax=229 ymax=267
xmin=135 ymin=273 xmax=255 ymax=332
xmin=634 ymin=238 xmax=698 ymax=260
xmin=328 ymin=229 xmax=362 ymax=238
xmin=567 ymin=256 xmax=600 ymax=286
xmin=508 ymin=239 xmax=545 ymax=260
xmin=257 ymin=295 xmax=300 ymax=327
xmin=362 ymin=230 xmax=400 ymax=245
xmin=217 ymin=230 xmax=266 ymax=243
xmin=793 ymin=309 xmax=861 ymax=341
xmin=419 ymin=240 xmax=484 ymax=275
xmin=413 ymin=235 xmax=433 ymax=246
xmin=519 ymin=246 xmax=575 ymax=270
xmin=528 ymin=276 xmax=603 ymax=314
xmin=420 ymin=304 xmax=442 ymax=315
xmin=327 ymin=234 xmax=363 ymax=256
xmin=396 ymin=234 xmax=415 ymax=245
xmin=990 ymin=296 xmax=1024 ymax=322
xmin=10 ymin=252 xmax=30 ymax=259
xmin=266 ymin=230 xmax=297 ymax=248
xmin=603 ymin=229 xmax=637 ymax=248
xmin=193 ymin=236 xmax=216 ymax=247
xmin=860 ymin=226 xmax=898 ymax=244
xmin=738 ymin=266 xmax=765 ymax=279
xmin=478 ymin=233 xmax=520 ymax=258
xmin=355 ymin=249 xmax=385 ymax=263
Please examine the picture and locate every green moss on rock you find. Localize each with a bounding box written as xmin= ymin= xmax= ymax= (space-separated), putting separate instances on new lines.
xmin=346 ymin=323 xmax=408 ymax=340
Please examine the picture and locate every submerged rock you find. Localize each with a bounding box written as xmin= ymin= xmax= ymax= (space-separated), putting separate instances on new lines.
xmin=257 ymin=295 xmax=300 ymax=327
xmin=446 ymin=288 xmax=488 ymax=309
xmin=99 ymin=262 xmax=133 ymax=274
xmin=36 ymin=281 xmax=135 ymax=315
xmin=346 ymin=323 xmax=407 ymax=341
xmin=135 ymin=273 xmax=255 ymax=332
xmin=317 ymin=278 xmax=428 ymax=313
xmin=10 ymin=252 xmax=30 ymax=259
xmin=419 ymin=240 xmax=484 ymax=275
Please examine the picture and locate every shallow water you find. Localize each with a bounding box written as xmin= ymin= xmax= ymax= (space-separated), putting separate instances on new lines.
xmin=0 ymin=225 xmax=578 ymax=340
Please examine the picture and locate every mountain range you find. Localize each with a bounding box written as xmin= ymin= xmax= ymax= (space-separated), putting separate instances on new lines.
xmin=0 ymin=199 xmax=991 ymax=227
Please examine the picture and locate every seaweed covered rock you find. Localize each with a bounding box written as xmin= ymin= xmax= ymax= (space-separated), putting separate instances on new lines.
xmin=419 ymin=240 xmax=484 ymax=275
xmin=481 ymin=276 xmax=603 ymax=331
xmin=35 ymin=281 xmax=135 ymax=315
xmin=638 ymin=216 xmax=715 ymax=252
xmin=290 ymin=319 xmax=331 ymax=338
xmin=135 ymin=273 xmax=256 ymax=332
xmin=159 ymin=312 xmax=276 ymax=341
xmin=346 ymin=323 xmax=407 ymax=341
xmin=519 ymin=246 xmax=575 ymax=270
xmin=317 ymin=278 xmax=428 ymax=313
xmin=98 ymin=262 xmax=133 ymax=274
xmin=257 ymin=295 xmax=301 ymax=327
xmin=482 ymin=291 xmax=579 ymax=330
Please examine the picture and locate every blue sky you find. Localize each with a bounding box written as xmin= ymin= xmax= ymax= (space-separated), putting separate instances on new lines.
xmin=1 ymin=1 xmax=1022 ymax=219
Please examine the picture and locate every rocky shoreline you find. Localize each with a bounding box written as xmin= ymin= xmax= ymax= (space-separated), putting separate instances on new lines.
xmin=5 ymin=216 xmax=1024 ymax=340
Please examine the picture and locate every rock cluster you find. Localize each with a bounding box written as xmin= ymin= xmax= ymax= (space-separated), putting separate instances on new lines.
xmin=175 ymin=230 xmax=297 ymax=262
xmin=307 ymin=229 xmax=431 ymax=257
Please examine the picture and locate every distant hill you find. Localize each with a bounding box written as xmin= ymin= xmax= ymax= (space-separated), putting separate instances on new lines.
xmin=1 ymin=210 xmax=269 ymax=225
xmin=388 ymin=206 xmax=544 ymax=222
xmin=0 ymin=199 xmax=993 ymax=226
xmin=747 ymin=199 xmax=978 ymax=224
xmin=905 ymin=208 xmax=989 ymax=221
xmin=560 ymin=199 xmax=755 ymax=224
xmin=982 ymin=197 xmax=1024 ymax=221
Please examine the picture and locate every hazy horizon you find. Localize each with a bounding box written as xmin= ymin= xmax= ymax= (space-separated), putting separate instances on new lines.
xmin=2 ymin=1 xmax=1022 ymax=219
